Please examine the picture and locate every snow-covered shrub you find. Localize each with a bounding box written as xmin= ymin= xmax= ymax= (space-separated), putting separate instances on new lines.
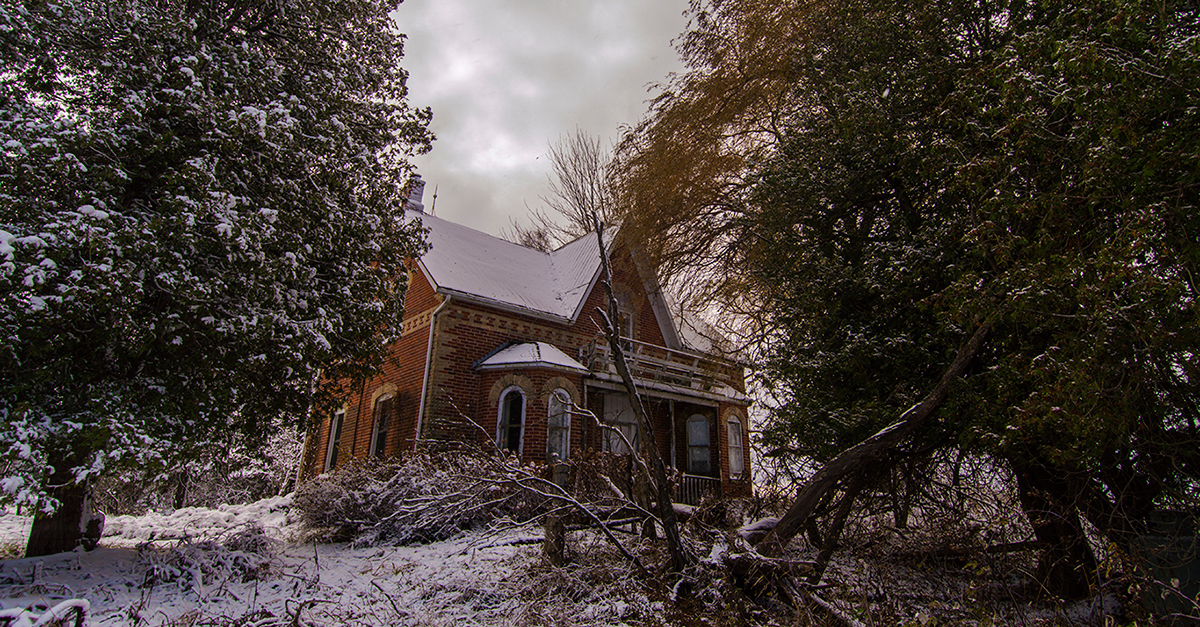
xmin=135 ymin=534 xmax=274 ymax=591
xmin=95 ymin=424 xmax=302 ymax=515
xmin=222 ymin=523 xmax=276 ymax=559
xmin=293 ymin=450 xmax=547 ymax=546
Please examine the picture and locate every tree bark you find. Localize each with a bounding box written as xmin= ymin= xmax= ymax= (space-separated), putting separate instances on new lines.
xmin=26 ymin=459 xmax=102 ymax=557
xmin=756 ymin=322 xmax=991 ymax=557
xmin=1012 ymin=461 xmax=1097 ymax=598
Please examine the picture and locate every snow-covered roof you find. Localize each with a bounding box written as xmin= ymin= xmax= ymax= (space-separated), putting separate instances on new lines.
xmin=407 ymin=209 xmax=609 ymax=323
xmin=405 ymin=209 xmax=734 ymax=358
xmin=475 ymin=342 xmax=589 ymax=373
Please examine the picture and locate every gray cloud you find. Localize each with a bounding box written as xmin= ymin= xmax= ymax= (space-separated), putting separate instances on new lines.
xmin=392 ymin=1 xmax=688 ymax=236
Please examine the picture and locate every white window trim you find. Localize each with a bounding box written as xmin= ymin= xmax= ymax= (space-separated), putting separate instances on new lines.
xmin=324 ymin=409 xmax=345 ymax=472
xmin=369 ymin=393 xmax=395 ymax=458
xmin=496 ymin=386 xmax=526 ymax=456
xmin=727 ymin=416 xmax=745 ymax=479
xmin=547 ymin=389 xmax=572 ymax=462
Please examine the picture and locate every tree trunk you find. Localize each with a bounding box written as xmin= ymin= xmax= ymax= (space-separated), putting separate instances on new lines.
xmin=172 ymin=467 xmax=189 ymax=510
xmin=594 ymin=216 xmax=690 ymax=571
xmin=892 ymin=462 xmax=912 ymax=529
xmin=1012 ymin=461 xmax=1097 ymax=599
xmin=26 ymin=463 xmax=102 ymax=557
xmin=809 ymin=472 xmax=865 ymax=584
xmin=756 ymin=322 xmax=991 ymax=557
xmin=543 ymin=512 xmax=566 ymax=566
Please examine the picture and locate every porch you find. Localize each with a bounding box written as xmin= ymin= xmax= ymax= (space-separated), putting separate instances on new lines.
xmin=676 ymin=473 xmax=722 ymax=506
xmin=579 ymin=336 xmax=744 ymax=399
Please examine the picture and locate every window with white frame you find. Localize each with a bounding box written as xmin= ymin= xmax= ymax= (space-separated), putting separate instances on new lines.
xmin=614 ymin=291 xmax=635 ymax=347
xmin=547 ymin=389 xmax=571 ymax=462
xmin=324 ymin=409 xmax=345 ymax=472
xmin=602 ymin=393 xmax=638 ymax=455
xmin=370 ymin=393 xmax=394 ymax=458
xmin=497 ymin=387 xmax=525 ymax=455
xmin=687 ymin=414 xmax=711 ymax=475
xmin=727 ymin=416 xmax=745 ymax=478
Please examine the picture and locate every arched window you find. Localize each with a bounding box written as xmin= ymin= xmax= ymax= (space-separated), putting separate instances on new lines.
xmin=727 ymin=416 xmax=745 ymax=478
xmin=325 ymin=409 xmax=345 ymax=472
xmin=547 ymin=389 xmax=571 ymax=462
xmin=687 ymin=414 xmax=711 ymax=475
xmin=497 ymin=387 xmax=525 ymax=455
xmin=370 ymin=393 xmax=394 ymax=458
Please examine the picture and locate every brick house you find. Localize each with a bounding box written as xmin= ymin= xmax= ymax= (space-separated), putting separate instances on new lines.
xmin=298 ymin=183 xmax=753 ymax=501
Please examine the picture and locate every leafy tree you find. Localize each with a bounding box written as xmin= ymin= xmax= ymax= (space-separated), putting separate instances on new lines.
xmin=0 ymin=0 xmax=431 ymax=555
xmin=617 ymin=0 xmax=1199 ymax=596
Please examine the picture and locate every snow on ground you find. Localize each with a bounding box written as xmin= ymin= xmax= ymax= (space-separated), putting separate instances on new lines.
xmin=0 ymin=497 xmax=1131 ymax=626
xmin=0 ymin=496 xmax=584 ymax=626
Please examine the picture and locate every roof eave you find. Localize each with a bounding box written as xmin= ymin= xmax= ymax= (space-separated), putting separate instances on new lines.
xmin=436 ymin=288 xmax=575 ymax=326
xmin=477 ymin=362 xmax=588 ymax=375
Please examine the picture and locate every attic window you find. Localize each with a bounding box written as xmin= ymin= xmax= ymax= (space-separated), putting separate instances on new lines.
xmin=615 ymin=291 xmax=634 ymax=342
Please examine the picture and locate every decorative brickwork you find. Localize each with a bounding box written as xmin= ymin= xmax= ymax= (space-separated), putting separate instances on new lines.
xmin=299 ymin=233 xmax=752 ymax=500
xmin=540 ymin=376 xmax=580 ymax=404
xmin=487 ymin=374 xmax=535 ymax=408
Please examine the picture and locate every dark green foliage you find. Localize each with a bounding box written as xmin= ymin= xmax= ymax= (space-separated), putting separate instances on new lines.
xmin=0 ymin=0 xmax=431 ymax=518
xmin=620 ymin=0 xmax=1200 ymax=596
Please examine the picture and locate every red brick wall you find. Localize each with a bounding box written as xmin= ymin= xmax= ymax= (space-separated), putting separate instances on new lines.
xmin=301 ymin=268 xmax=446 ymax=479
xmin=302 ymin=244 xmax=751 ymax=489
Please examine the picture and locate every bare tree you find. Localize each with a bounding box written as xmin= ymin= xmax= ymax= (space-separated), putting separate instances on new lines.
xmin=593 ymin=212 xmax=691 ymax=572
xmin=504 ymin=129 xmax=620 ymax=249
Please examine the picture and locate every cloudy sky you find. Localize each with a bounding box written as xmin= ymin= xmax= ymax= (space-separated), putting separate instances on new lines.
xmin=391 ymin=1 xmax=690 ymax=238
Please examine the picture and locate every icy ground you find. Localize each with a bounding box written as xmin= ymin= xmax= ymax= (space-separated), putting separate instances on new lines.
xmin=0 ymin=496 xmax=602 ymax=626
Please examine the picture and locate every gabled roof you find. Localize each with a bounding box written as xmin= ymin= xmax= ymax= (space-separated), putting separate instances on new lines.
xmin=405 ymin=209 xmax=734 ymax=359
xmin=407 ymin=209 xmax=610 ymax=324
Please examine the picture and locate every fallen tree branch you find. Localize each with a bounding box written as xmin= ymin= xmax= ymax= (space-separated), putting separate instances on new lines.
xmin=443 ymin=395 xmax=651 ymax=575
xmin=722 ymin=551 xmax=816 ymax=579
xmin=757 ymin=322 xmax=992 ymax=557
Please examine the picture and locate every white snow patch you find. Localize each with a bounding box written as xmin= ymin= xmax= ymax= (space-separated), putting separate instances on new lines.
xmin=0 ymin=496 xmax=544 ymax=626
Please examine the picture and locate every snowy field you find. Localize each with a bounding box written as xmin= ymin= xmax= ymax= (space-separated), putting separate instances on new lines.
xmin=0 ymin=496 xmax=1133 ymax=626
xmin=0 ymin=496 xmax=643 ymax=626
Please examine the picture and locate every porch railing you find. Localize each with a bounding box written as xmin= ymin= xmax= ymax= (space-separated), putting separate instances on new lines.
xmin=676 ymin=474 xmax=722 ymax=506
xmin=580 ymin=337 xmax=739 ymax=394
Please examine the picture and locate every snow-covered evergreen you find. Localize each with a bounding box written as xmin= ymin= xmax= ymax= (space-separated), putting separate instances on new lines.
xmin=0 ymin=0 xmax=431 ymax=536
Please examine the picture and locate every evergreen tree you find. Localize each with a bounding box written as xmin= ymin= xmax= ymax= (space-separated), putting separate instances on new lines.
xmin=0 ymin=0 xmax=431 ymax=555
xmin=617 ymin=0 xmax=1199 ymax=595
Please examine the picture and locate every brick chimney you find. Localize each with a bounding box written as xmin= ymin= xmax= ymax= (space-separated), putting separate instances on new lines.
xmin=405 ymin=174 xmax=426 ymax=213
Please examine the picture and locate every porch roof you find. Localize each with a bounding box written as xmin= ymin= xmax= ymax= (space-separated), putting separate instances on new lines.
xmin=475 ymin=342 xmax=589 ymax=374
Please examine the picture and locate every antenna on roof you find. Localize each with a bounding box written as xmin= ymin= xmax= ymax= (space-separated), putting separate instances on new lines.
xmin=430 ymin=185 xmax=438 ymax=215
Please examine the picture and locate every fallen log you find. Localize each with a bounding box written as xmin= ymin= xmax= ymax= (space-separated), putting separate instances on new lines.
xmin=756 ymin=322 xmax=992 ymax=558
xmin=722 ymin=551 xmax=816 ymax=580
xmin=900 ymin=539 xmax=1046 ymax=560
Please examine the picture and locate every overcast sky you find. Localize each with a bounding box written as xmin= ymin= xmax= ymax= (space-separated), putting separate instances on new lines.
xmin=391 ymin=1 xmax=689 ymax=238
